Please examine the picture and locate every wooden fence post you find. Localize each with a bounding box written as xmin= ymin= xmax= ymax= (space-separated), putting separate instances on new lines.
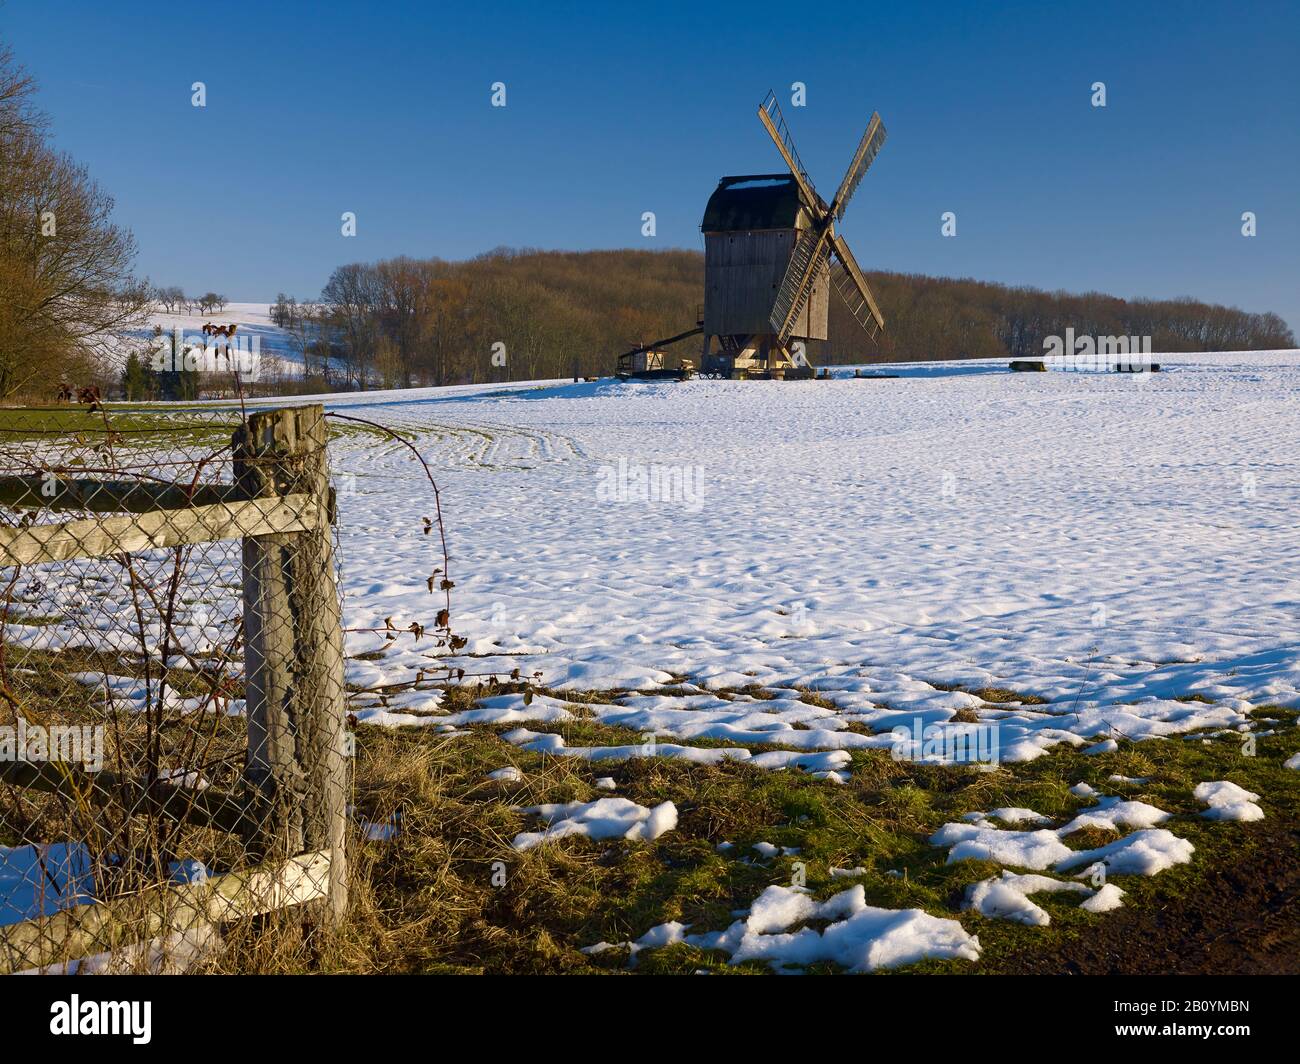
xmin=233 ymin=404 xmax=348 ymax=924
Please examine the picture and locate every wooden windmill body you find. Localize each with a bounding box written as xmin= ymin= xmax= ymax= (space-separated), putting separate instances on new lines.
xmin=699 ymin=92 xmax=889 ymax=379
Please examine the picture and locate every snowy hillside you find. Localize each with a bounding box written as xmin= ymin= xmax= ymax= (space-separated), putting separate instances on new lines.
xmin=139 ymin=302 xmax=296 ymax=357
xmin=114 ymin=302 xmax=306 ymax=380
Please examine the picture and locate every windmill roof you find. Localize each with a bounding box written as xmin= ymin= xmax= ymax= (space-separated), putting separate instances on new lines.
xmin=701 ymin=174 xmax=810 ymax=232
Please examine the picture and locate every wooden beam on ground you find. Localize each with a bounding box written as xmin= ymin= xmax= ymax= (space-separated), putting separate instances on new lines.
xmin=0 ymin=493 xmax=320 ymax=566
xmin=0 ymin=849 xmax=332 ymax=975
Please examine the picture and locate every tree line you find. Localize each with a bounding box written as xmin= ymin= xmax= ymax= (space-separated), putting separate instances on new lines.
xmin=154 ymin=286 xmax=228 ymax=315
xmin=829 ymin=271 xmax=1296 ymax=364
xmin=291 ymin=248 xmax=1295 ymax=388
xmin=287 ymin=249 xmax=706 ymax=390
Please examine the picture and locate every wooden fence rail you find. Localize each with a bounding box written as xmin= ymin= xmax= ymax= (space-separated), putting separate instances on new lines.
xmin=0 ymin=850 xmax=333 ymax=974
xmin=0 ymin=477 xmax=246 ymax=513
xmin=0 ymin=403 xmax=349 ymax=972
xmin=0 ymin=494 xmax=321 ymax=566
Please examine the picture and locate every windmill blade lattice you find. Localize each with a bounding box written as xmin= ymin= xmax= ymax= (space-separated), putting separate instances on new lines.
xmin=831 ymin=112 xmax=887 ymax=221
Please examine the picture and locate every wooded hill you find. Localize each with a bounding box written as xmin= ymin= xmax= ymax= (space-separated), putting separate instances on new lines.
xmin=306 ymin=248 xmax=1296 ymax=388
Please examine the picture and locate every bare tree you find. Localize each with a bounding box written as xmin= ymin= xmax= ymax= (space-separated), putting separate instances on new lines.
xmin=195 ymin=292 xmax=224 ymax=315
xmin=0 ymin=46 xmax=148 ymax=397
xmin=286 ymin=301 xmax=321 ymax=379
xmin=321 ymin=264 xmax=383 ymax=387
xmin=270 ymin=292 xmax=296 ymax=328
xmin=154 ymin=284 xmax=186 ymax=313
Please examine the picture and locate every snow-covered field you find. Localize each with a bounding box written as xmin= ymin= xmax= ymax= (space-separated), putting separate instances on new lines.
xmin=327 ymin=350 xmax=1300 ymax=769
xmin=20 ymin=345 xmax=1300 ymax=764
xmin=135 ymin=302 xmax=296 ymax=357
xmin=319 ymin=351 xmax=1298 ymax=971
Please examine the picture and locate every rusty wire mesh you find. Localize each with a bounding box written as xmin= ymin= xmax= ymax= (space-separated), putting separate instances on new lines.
xmin=0 ymin=404 xmax=347 ymax=973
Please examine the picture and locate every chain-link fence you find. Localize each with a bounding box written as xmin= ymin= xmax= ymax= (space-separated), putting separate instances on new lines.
xmin=0 ymin=403 xmax=347 ymax=973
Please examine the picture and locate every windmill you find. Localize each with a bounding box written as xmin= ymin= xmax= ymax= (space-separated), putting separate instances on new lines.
xmin=698 ymin=91 xmax=888 ymax=379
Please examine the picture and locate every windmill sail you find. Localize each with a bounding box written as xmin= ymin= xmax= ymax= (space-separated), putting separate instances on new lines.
xmin=830 ymin=233 xmax=885 ymax=339
xmin=757 ymin=92 xmax=822 ymax=212
xmin=832 ymin=113 xmax=886 ymax=221
xmin=745 ymin=92 xmax=888 ymax=360
xmin=770 ymin=228 xmax=831 ymax=344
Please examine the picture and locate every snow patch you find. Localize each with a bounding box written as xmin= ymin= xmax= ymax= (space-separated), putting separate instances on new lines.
xmin=1080 ymin=883 xmax=1127 ymax=913
xmin=1193 ymin=780 xmax=1264 ymax=822
xmin=1058 ymin=797 xmax=1170 ymax=835
xmin=930 ymin=823 xmax=1075 ymax=870
xmin=964 ymin=872 xmax=1090 ymax=926
xmin=586 ymin=884 xmax=980 ymax=973
xmin=512 ymin=797 xmax=678 ymax=851
xmin=1056 ymin=829 xmax=1195 ymax=876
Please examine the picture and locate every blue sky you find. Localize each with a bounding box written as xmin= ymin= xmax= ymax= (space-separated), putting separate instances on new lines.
xmin=4 ymin=0 xmax=1298 ymax=331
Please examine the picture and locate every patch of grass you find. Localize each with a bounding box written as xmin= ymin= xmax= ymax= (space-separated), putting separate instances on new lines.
xmin=791 ymin=686 xmax=840 ymax=710
xmin=10 ymin=645 xmax=1296 ymax=974
xmin=301 ymin=690 xmax=1300 ymax=975
xmin=0 ymin=405 xmax=238 ymax=447
xmin=927 ymin=680 xmax=1050 ymax=705
xmin=0 ymin=403 xmax=384 ymax=453
xmin=1249 ymin=703 xmax=1299 ymax=723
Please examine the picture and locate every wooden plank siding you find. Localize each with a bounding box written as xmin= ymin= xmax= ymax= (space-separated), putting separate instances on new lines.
xmin=704 ymin=229 xmax=829 ymax=339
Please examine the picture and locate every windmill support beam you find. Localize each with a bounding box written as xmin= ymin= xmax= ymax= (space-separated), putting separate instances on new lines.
xmin=699 ymin=333 xmax=815 ymax=380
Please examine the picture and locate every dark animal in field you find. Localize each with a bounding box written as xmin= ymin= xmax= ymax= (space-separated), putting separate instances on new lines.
xmin=77 ymin=385 xmax=102 ymax=411
xmin=203 ymin=323 xmax=239 ymax=367
xmin=56 ymin=383 xmax=74 ymax=402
